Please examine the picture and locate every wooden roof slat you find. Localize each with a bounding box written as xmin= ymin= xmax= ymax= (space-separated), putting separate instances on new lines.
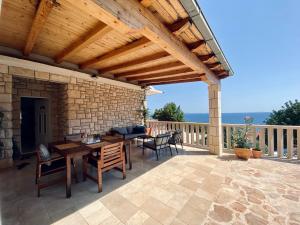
xmin=80 ymin=37 xmax=152 ymax=69
xmin=142 ymin=77 xmax=203 ymax=86
xmin=23 ymin=0 xmax=55 ymax=56
xmin=55 ymin=23 xmax=112 ymax=63
xmin=127 ymin=68 xmax=196 ymax=81
xmin=138 ymin=73 xmax=204 ymax=84
xmin=115 ymin=61 xmax=187 ymax=78
xmin=188 ymin=40 xmax=206 ymax=53
xmin=168 ymin=18 xmax=191 ymax=36
xmin=65 ymin=0 xmax=219 ymax=84
xmin=98 ymin=52 xmax=172 ymax=73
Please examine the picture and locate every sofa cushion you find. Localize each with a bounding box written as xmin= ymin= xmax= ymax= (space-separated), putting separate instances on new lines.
xmin=112 ymin=127 xmax=128 ymax=135
xmin=124 ymin=133 xmax=144 ymax=140
xmin=126 ymin=126 xmax=134 ymax=134
xmin=133 ymin=125 xmax=146 ymax=134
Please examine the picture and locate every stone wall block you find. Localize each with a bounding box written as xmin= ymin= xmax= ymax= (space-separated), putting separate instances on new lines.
xmin=9 ymin=66 xmax=34 ymax=78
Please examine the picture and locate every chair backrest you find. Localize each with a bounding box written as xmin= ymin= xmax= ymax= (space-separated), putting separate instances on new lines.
xmin=155 ymin=134 xmax=170 ymax=147
xmin=65 ymin=133 xmax=84 ymax=142
xmin=100 ymin=142 xmax=124 ymax=170
xmin=146 ymin=127 xmax=152 ymax=136
xmin=172 ymin=130 xmax=182 ymax=143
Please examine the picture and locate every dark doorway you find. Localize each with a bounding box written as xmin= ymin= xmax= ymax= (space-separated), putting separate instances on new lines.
xmin=20 ymin=97 xmax=50 ymax=155
xmin=21 ymin=98 xmax=36 ymax=154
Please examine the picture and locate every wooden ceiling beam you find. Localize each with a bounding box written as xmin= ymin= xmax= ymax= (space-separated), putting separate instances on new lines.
xmin=55 ymin=23 xmax=112 ymax=63
xmin=65 ymin=0 xmax=219 ymax=84
xmin=142 ymin=77 xmax=203 ymax=86
xmin=215 ymin=70 xmax=229 ymax=76
xmin=23 ymin=0 xmax=55 ymax=56
xmin=80 ymin=37 xmax=152 ymax=69
xmin=198 ymin=53 xmax=215 ymax=62
xmin=99 ymin=52 xmax=171 ymax=73
xmin=115 ymin=61 xmax=187 ymax=78
xmin=127 ymin=68 xmax=196 ymax=81
xmin=139 ymin=73 xmax=204 ymax=84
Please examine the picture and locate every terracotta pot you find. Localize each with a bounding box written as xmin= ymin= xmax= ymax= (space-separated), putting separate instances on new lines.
xmin=252 ymin=149 xmax=262 ymax=158
xmin=234 ymin=148 xmax=252 ymax=160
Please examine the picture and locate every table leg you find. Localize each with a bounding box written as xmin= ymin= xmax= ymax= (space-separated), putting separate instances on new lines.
xmin=128 ymin=141 xmax=132 ymax=170
xmin=66 ymin=156 xmax=71 ymax=198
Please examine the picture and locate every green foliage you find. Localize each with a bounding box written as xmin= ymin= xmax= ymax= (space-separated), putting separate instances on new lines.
xmin=152 ymin=102 xmax=184 ymax=122
xmin=232 ymin=117 xmax=253 ymax=148
xmin=265 ymin=100 xmax=300 ymax=125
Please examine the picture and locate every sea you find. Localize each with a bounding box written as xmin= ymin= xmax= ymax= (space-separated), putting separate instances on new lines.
xmin=184 ymin=112 xmax=271 ymax=125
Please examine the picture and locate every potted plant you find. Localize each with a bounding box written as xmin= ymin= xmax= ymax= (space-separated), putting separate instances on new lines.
xmin=232 ymin=117 xmax=253 ymax=160
xmin=252 ymin=142 xmax=262 ymax=158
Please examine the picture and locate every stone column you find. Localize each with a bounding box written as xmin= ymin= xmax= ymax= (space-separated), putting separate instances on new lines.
xmin=0 ymin=65 xmax=13 ymax=168
xmin=208 ymin=82 xmax=223 ymax=156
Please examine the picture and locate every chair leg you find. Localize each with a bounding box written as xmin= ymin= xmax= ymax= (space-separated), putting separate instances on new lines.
xmin=82 ymin=156 xmax=87 ymax=181
xmin=35 ymin=162 xmax=39 ymax=184
xmin=97 ymin=160 xmax=102 ymax=193
xmin=175 ymin=144 xmax=178 ymax=154
xmin=155 ymin=150 xmax=159 ymax=161
xmin=72 ymin=159 xmax=79 ymax=183
xmin=37 ymin=165 xmax=41 ymax=197
xmin=142 ymin=139 xmax=145 ymax=155
xmin=122 ymin=159 xmax=126 ymax=179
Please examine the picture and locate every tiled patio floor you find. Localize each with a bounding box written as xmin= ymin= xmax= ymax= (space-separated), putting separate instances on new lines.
xmin=0 ymin=145 xmax=300 ymax=225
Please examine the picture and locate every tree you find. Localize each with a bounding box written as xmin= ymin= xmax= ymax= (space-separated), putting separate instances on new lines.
xmin=152 ymin=102 xmax=184 ymax=122
xmin=265 ymin=100 xmax=300 ymax=125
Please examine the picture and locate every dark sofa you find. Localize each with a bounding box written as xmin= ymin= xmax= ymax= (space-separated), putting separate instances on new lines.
xmin=111 ymin=125 xmax=146 ymax=140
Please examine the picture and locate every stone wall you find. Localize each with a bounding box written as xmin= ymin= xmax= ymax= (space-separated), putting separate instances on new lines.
xmin=65 ymin=79 xmax=143 ymax=135
xmin=0 ymin=63 xmax=144 ymax=168
xmin=0 ymin=66 xmax=13 ymax=168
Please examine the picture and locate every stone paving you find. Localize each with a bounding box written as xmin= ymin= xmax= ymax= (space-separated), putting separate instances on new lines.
xmin=0 ymin=146 xmax=299 ymax=225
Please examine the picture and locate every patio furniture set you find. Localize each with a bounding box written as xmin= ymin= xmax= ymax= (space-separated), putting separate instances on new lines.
xmin=35 ymin=125 xmax=183 ymax=198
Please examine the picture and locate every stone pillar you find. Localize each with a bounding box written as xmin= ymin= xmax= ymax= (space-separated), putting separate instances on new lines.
xmin=208 ymin=82 xmax=223 ymax=156
xmin=0 ymin=65 xmax=13 ymax=168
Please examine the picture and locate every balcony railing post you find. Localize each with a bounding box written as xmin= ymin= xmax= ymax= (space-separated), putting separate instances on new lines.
xmin=287 ymin=128 xmax=293 ymax=159
xmin=277 ymin=128 xmax=283 ymax=158
xmin=268 ymin=128 xmax=274 ymax=156
xmin=297 ymin=128 xmax=300 ymax=159
xmin=259 ymin=128 xmax=265 ymax=154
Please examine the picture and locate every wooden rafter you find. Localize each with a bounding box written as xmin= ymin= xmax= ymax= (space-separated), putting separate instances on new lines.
xmin=99 ymin=52 xmax=171 ymax=73
xmin=127 ymin=68 xmax=196 ymax=81
xmin=55 ymin=23 xmax=112 ymax=63
xmin=198 ymin=53 xmax=215 ymax=62
xmin=115 ymin=61 xmax=187 ymax=78
xmin=188 ymin=40 xmax=206 ymax=53
xmin=215 ymin=70 xmax=229 ymax=76
xmin=65 ymin=0 xmax=220 ymax=84
xmin=23 ymin=0 xmax=55 ymax=56
xmin=206 ymin=62 xmax=221 ymax=69
xmin=168 ymin=18 xmax=191 ymax=36
xmin=80 ymin=37 xmax=152 ymax=69
xmin=139 ymin=73 xmax=204 ymax=84
xmin=142 ymin=77 xmax=203 ymax=86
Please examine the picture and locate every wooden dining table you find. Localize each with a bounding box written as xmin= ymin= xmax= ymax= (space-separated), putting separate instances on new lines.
xmin=50 ymin=136 xmax=132 ymax=198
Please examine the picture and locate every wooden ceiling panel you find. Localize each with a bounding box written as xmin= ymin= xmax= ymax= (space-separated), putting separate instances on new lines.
xmin=0 ymin=0 xmax=37 ymax=50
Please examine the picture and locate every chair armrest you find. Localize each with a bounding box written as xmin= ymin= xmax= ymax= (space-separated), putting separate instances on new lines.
xmin=39 ymin=156 xmax=64 ymax=165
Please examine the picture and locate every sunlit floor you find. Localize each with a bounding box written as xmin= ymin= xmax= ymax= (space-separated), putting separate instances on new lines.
xmin=1 ymin=145 xmax=300 ymax=225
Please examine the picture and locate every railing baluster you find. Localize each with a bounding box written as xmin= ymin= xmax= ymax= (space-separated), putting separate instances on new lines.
xmin=226 ymin=126 xmax=231 ymax=150
xmin=191 ymin=124 xmax=194 ymax=145
xmin=298 ymin=128 xmax=300 ymax=160
xmin=196 ymin=124 xmax=200 ymax=146
xmin=287 ymin=128 xmax=293 ymax=159
xmin=259 ymin=128 xmax=265 ymax=154
xmin=277 ymin=128 xmax=283 ymax=158
xmin=268 ymin=128 xmax=274 ymax=156
xmin=201 ymin=126 xmax=205 ymax=147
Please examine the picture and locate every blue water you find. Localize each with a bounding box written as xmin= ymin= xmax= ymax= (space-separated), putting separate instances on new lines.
xmin=184 ymin=112 xmax=271 ymax=124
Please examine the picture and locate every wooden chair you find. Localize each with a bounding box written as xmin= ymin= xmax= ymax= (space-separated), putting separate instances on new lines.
xmin=36 ymin=149 xmax=66 ymax=197
xmin=83 ymin=142 xmax=126 ymax=192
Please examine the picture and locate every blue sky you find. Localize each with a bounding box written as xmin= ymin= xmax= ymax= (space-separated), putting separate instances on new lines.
xmin=148 ymin=0 xmax=300 ymax=113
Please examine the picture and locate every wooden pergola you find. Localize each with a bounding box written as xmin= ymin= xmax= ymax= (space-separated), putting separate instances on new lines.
xmin=0 ymin=0 xmax=232 ymax=87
